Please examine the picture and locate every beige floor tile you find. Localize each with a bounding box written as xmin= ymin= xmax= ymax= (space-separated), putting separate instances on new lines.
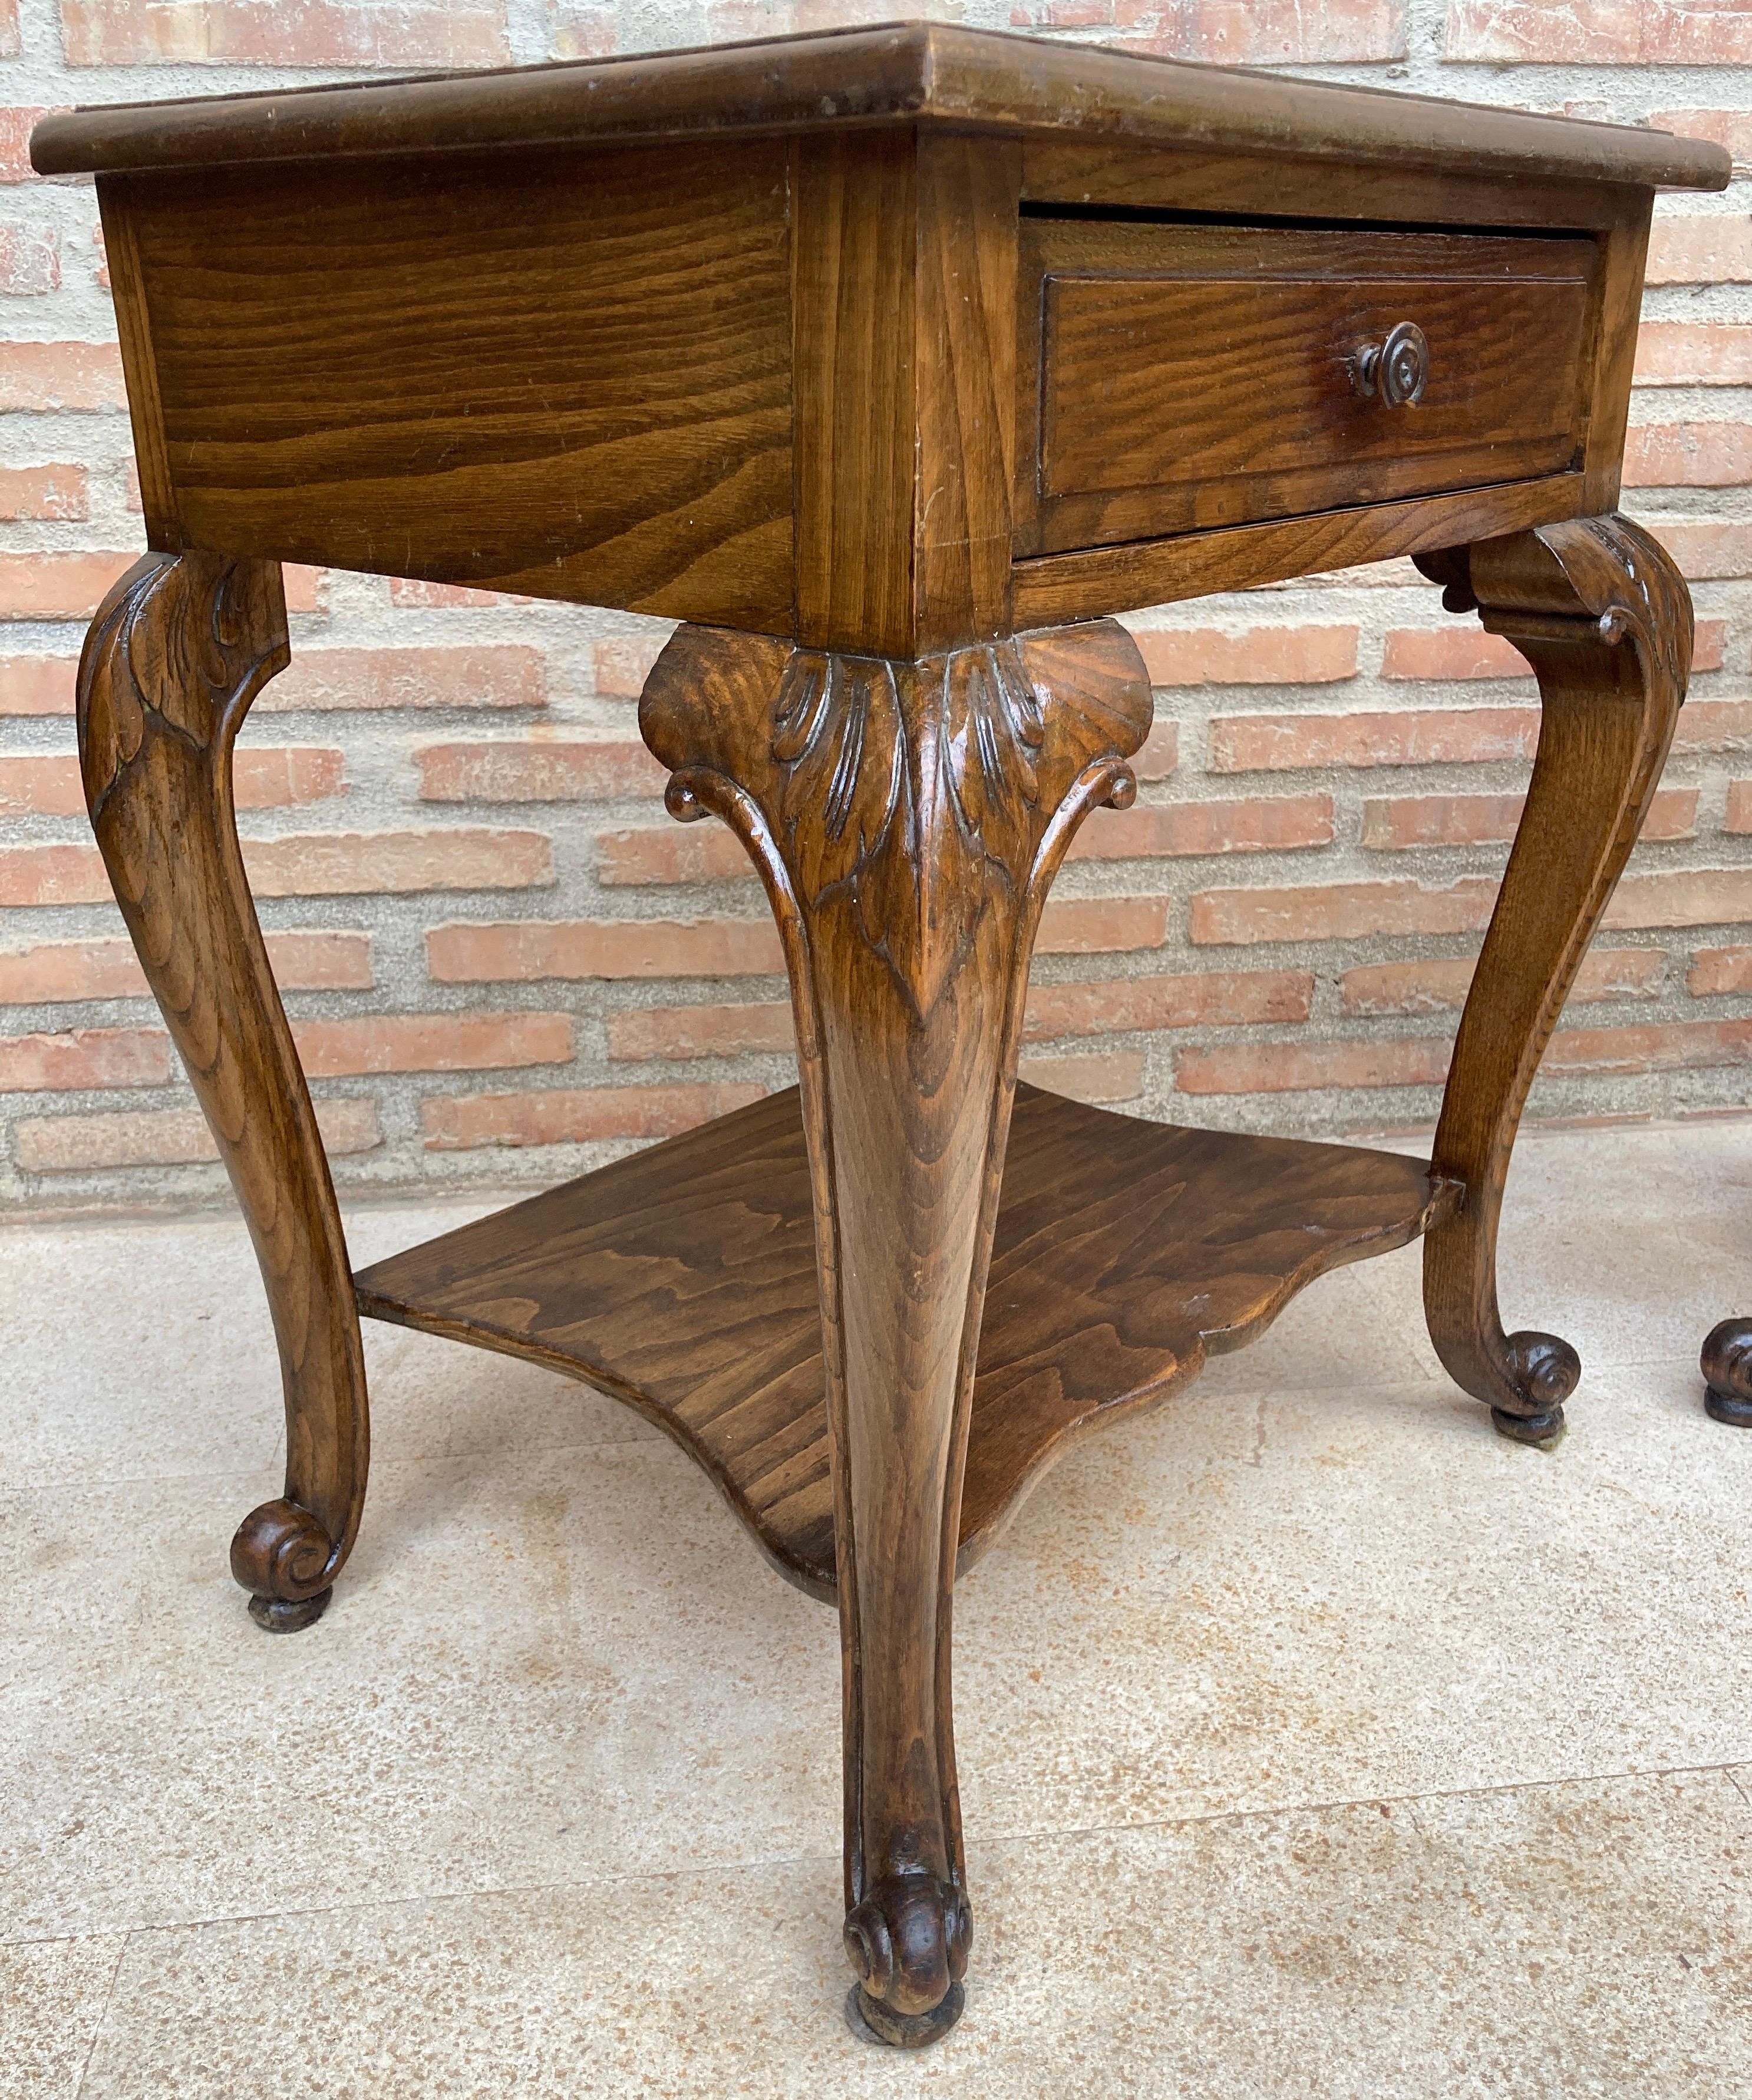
xmin=0 ymin=1934 xmax=126 ymax=2100
xmin=0 ymin=1215 xmax=285 ymax=1487
xmin=959 ymin=1355 xmax=1752 ymax=1830
xmin=0 ymin=1200 xmax=657 ymax=1493
xmin=1480 ymin=1119 xmax=1751 ymax=1376
xmin=1418 ymin=1765 xmax=1752 ymax=2026
xmin=0 ymin=1441 xmax=840 ymax=1942
xmin=74 ymin=1767 xmax=1752 ymax=2100
xmin=9 ymin=1349 xmax=1751 ymax=1944
xmin=10 ymin=1119 xmax=1752 ymax=2092
xmin=1192 ymin=1234 xmax=1443 ymax=1395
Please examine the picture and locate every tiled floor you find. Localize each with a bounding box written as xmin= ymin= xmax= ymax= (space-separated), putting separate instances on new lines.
xmin=6 ymin=1117 xmax=1752 ymax=2098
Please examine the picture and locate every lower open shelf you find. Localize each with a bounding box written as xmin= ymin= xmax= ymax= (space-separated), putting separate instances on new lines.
xmin=354 ymin=1084 xmax=1453 ymax=1601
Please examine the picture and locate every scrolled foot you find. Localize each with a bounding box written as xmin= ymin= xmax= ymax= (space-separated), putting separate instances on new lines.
xmin=842 ymin=1874 xmax=971 ymax=2048
xmin=230 ymin=1496 xmax=340 ymax=1630
xmin=1490 ymin=1404 xmax=1566 ymax=1448
xmin=1702 ymin=1318 xmax=1752 ymax=1426
xmin=1506 ymin=1330 xmax=1581 ymax=1410
xmin=1485 ymin=1331 xmax=1578 ymax=1445
xmin=846 ymin=1981 xmax=966 ymax=2048
xmin=248 ymin=1586 xmax=333 ymax=1633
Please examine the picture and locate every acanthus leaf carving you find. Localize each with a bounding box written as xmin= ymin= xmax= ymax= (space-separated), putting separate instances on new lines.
xmin=639 ymin=619 xmax=1153 ymax=1020
xmin=756 ymin=635 xmax=1133 ymax=1017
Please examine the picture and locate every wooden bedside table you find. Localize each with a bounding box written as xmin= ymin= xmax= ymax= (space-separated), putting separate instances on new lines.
xmin=34 ymin=24 xmax=1727 ymax=2047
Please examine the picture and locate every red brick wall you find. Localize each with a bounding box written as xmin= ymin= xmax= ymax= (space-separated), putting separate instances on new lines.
xmin=1 ymin=0 xmax=1749 ymax=1207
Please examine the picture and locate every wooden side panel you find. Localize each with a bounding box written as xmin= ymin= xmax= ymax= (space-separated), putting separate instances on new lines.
xmin=98 ymin=189 xmax=180 ymax=549
xmin=793 ymin=130 xmax=1024 ymax=657
xmin=113 ymin=141 xmax=796 ymax=628
xmin=791 ymin=128 xmax=919 ymax=655
xmin=913 ymin=133 xmax=1020 ymax=650
xmin=1578 ymin=189 xmax=1654 ymax=514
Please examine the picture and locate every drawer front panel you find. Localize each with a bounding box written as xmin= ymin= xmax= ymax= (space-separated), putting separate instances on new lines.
xmin=1021 ymin=222 xmax=1596 ymax=555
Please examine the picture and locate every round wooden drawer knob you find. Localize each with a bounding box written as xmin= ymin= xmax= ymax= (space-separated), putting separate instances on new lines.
xmin=1354 ymin=320 xmax=1429 ymax=406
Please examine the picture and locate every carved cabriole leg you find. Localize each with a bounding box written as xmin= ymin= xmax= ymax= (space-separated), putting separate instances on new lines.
xmin=77 ymin=551 xmax=369 ymax=1629
xmin=1417 ymin=515 xmax=1691 ymax=1444
xmin=640 ymin=618 xmax=1151 ymax=2044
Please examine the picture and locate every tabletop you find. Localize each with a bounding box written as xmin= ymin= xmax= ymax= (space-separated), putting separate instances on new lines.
xmin=32 ymin=20 xmax=1730 ymax=191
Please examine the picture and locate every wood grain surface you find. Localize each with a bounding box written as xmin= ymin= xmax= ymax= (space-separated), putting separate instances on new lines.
xmin=107 ymin=141 xmax=794 ymax=624
xmin=790 ymin=127 xmax=921 ymax=656
xmin=1022 ymin=223 xmax=1593 ymax=553
xmin=1011 ymin=473 xmax=1587 ymax=625
xmin=791 ymin=126 xmax=1021 ymax=656
xmin=912 ymin=130 xmax=1020 ymax=646
xmin=635 ymin=616 xmax=1151 ymax=2040
xmin=355 ymin=1083 xmax=1451 ymax=1598
xmin=1576 ymin=190 xmax=1654 ymax=516
xmin=1419 ymin=513 xmax=1692 ymax=1440
xmin=1019 ymin=140 xmax=1641 ymax=230
xmin=32 ymin=22 xmax=1728 ymax=192
xmin=77 ymin=552 xmax=369 ymax=1630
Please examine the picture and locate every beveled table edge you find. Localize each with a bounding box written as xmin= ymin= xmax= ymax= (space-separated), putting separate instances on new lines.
xmin=32 ymin=19 xmax=1730 ymax=192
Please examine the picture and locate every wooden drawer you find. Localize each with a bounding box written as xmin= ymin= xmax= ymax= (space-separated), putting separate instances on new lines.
xmin=1016 ymin=217 xmax=1598 ymax=556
